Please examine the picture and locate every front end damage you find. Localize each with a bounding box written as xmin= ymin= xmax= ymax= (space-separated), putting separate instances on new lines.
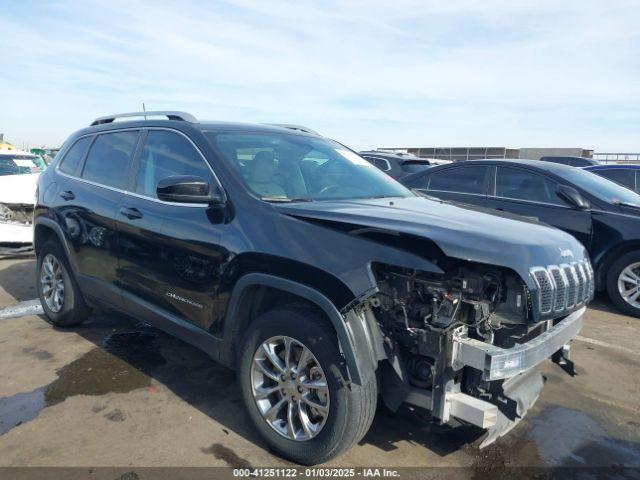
xmin=361 ymin=260 xmax=592 ymax=446
xmin=0 ymin=203 xmax=35 ymax=256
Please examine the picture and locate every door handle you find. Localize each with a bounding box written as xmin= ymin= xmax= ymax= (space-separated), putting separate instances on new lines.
xmin=119 ymin=207 xmax=143 ymax=220
xmin=59 ymin=190 xmax=75 ymax=201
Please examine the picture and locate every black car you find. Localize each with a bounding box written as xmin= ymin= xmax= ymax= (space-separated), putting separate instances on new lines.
xmin=539 ymin=156 xmax=599 ymax=167
xmin=35 ymin=112 xmax=590 ymax=464
xmin=583 ymin=164 xmax=640 ymax=194
xmin=403 ymin=159 xmax=640 ymax=317
xmin=358 ymin=151 xmax=435 ymax=179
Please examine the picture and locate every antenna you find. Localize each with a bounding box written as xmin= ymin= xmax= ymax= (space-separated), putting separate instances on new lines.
xmin=142 ymin=102 xmax=147 ymax=120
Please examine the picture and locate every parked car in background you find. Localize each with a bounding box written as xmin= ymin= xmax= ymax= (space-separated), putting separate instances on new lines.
xmin=403 ymin=159 xmax=640 ymax=317
xmin=0 ymin=149 xmax=45 ymax=254
xmin=358 ymin=151 xmax=449 ymax=179
xmin=34 ymin=111 xmax=589 ymax=464
xmin=539 ymin=156 xmax=599 ymax=167
xmin=583 ymin=164 xmax=640 ymax=194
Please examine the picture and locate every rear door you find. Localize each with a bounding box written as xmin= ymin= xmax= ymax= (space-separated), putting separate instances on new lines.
xmin=116 ymin=128 xmax=227 ymax=333
xmin=55 ymin=129 xmax=140 ymax=303
xmin=408 ymin=164 xmax=491 ymax=207
xmin=486 ymin=165 xmax=593 ymax=248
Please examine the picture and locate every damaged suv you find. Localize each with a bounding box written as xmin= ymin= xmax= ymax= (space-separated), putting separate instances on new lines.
xmin=34 ymin=112 xmax=591 ymax=464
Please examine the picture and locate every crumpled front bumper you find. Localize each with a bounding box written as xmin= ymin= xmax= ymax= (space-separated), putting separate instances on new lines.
xmin=442 ymin=307 xmax=585 ymax=446
xmin=451 ymin=306 xmax=585 ymax=381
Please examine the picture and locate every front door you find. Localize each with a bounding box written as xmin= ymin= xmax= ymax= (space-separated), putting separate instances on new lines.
xmin=116 ymin=128 xmax=228 ymax=333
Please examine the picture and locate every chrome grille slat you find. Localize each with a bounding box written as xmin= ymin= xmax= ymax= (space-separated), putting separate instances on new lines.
xmin=532 ymin=268 xmax=553 ymax=314
xmin=562 ymin=264 xmax=578 ymax=309
xmin=548 ymin=266 xmax=567 ymax=311
xmin=574 ymin=263 xmax=586 ymax=305
xmin=531 ymin=260 xmax=593 ymax=316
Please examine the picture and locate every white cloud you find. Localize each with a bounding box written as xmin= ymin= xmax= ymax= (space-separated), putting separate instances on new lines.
xmin=0 ymin=0 xmax=638 ymax=151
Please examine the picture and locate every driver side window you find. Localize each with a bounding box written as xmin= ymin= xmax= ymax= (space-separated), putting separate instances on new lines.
xmin=135 ymin=130 xmax=213 ymax=199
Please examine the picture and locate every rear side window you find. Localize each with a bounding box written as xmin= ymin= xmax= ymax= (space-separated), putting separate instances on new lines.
xmin=496 ymin=166 xmax=564 ymax=205
xmin=428 ymin=166 xmax=488 ymax=194
xmin=594 ymin=169 xmax=635 ymax=190
xmin=59 ymin=137 xmax=92 ymax=175
xmin=135 ymin=130 xmax=212 ymax=198
xmin=81 ymin=131 xmax=139 ymax=188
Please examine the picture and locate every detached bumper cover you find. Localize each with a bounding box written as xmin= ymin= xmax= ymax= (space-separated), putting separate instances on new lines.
xmin=451 ymin=306 xmax=585 ymax=381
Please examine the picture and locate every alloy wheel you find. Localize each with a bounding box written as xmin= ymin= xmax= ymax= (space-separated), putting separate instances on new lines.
xmin=40 ymin=253 xmax=65 ymax=313
xmin=250 ymin=335 xmax=330 ymax=441
xmin=617 ymin=261 xmax=640 ymax=309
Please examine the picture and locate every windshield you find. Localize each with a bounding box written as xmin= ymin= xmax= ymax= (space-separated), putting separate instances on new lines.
xmin=0 ymin=155 xmax=45 ymax=176
xmin=207 ymin=132 xmax=412 ymax=201
xmin=558 ymin=167 xmax=640 ymax=205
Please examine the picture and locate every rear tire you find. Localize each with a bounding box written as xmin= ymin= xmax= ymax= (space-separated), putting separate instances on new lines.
xmin=606 ymin=251 xmax=640 ymax=318
xmin=238 ymin=305 xmax=377 ymax=465
xmin=36 ymin=240 xmax=90 ymax=326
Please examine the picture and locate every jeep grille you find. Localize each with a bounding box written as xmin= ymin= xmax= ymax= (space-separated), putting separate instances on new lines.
xmin=530 ymin=260 xmax=594 ymax=315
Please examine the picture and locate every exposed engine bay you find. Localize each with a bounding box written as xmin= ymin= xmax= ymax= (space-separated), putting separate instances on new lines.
xmin=367 ymin=263 xmax=572 ymax=446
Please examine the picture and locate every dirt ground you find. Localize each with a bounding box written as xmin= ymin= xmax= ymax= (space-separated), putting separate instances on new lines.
xmin=0 ymin=258 xmax=638 ymax=478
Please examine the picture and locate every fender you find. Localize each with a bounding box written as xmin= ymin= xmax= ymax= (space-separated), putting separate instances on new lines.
xmin=33 ymin=217 xmax=78 ymax=271
xmin=221 ymin=273 xmax=380 ymax=386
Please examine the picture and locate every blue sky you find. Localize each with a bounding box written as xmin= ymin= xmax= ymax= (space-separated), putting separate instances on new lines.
xmin=1 ymin=0 xmax=639 ymax=151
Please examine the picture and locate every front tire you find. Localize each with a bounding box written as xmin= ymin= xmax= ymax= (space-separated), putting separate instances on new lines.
xmin=238 ymin=306 xmax=377 ymax=465
xmin=37 ymin=240 xmax=90 ymax=326
xmin=606 ymin=251 xmax=640 ymax=318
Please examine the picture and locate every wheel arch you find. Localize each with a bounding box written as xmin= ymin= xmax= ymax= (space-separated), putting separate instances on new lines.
xmin=220 ymin=273 xmax=379 ymax=386
xmin=594 ymin=241 xmax=640 ymax=290
xmin=33 ymin=218 xmax=76 ymax=269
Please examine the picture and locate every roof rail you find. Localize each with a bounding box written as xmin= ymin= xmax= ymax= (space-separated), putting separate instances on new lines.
xmin=91 ymin=111 xmax=198 ymax=126
xmin=264 ymin=123 xmax=320 ymax=135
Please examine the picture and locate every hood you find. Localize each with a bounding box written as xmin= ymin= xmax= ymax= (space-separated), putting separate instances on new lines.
xmin=0 ymin=173 xmax=39 ymax=204
xmin=275 ymin=196 xmax=588 ymax=287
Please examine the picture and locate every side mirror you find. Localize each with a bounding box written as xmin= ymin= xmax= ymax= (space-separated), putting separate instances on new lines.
xmin=557 ymin=184 xmax=590 ymax=210
xmin=156 ymin=175 xmax=225 ymax=205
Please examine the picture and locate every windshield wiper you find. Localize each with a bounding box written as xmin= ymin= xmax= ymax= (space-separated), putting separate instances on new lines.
xmin=262 ymin=197 xmax=313 ymax=203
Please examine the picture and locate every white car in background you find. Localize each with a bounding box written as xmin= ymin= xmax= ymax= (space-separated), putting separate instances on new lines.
xmin=0 ymin=149 xmax=45 ymax=254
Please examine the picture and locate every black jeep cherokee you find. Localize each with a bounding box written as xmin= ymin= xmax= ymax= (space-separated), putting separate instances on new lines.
xmin=35 ymin=111 xmax=592 ymax=464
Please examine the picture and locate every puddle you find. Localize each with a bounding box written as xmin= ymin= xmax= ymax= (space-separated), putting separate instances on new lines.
xmin=516 ymin=406 xmax=640 ymax=467
xmin=44 ymin=348 xmax=154 ymax=405
xmin=0 ymin=326 xmax=166 ymax=436
xmin=101 ymin=329 xmax=167 ymax=371
xmin=0 ymin=389 xmax=45 ymax=435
